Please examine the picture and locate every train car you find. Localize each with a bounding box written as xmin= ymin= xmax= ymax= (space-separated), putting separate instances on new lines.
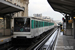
xmin=13 ymin=17 xmax=54 ymax=39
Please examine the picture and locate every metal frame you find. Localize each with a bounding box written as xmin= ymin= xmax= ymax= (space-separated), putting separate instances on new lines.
xmin=0 ymin=0 xmax=24 ymax=15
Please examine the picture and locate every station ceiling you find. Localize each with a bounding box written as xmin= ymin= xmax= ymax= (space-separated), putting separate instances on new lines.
xmin=0 ymin=0 xmax=24 ymax=16
xmin=47 ymin=0 xmax=75 ymax=15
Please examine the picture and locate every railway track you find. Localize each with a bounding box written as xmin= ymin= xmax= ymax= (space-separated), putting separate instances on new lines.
xmin=0 ymin=27 xmax=58 ymax=50
xmin=26 ymin=28 xmax=58 ymax=50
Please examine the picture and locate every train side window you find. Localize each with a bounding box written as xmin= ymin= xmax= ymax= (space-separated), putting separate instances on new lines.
xmin=35 ymin=20 xmax=36 ymax=28
xmin=49 ymin=23 xmax=51 ymax=26
xmin=36 ymin=21 xmax=38 ymax=28
xmin=50 ymin=23 xmax=52 ymax=25
xmin=50 ymin=23 xmax=51 ymax=26
xmin=43 ymin=21 xmax=44 ymax=27
xmin=40 ymin=21 xmax=41 ymax=27
xmin=40 ymin=22 xmax=41 ymax=27
xmin=38 ymin=21 xmax=39 ymax=28
xmin=46 ymin=22 xmax=47 ymax=26
xmin=39 ymin=21 xmax=40 ymax=27
xmin=48 ymin=23 xmax=49 ymax=26
xmin=42 ymin=22 xmax=43 ymax=27
xmin=41 ymin=22 xmax=42 ymax=27
xmin=31 ymin=20 xmax=34 ymax=29
xmin=41 ymin=21 xmax=42 ymax=27
xmin=34 ymin=20 xmax=35 ymax=28
xmin=47 ymin=22 xmax=48 ymax=26
xmin=44 ymin=22 xmax=45 ymax=26
xmin=51 ymin=23 xmax=52 ymax=25
xmin=39 ymin=21 xmax=41 ymax=27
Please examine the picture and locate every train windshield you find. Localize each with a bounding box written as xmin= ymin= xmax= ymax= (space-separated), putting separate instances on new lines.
xmin=14 ymin=18 xmax=30 ymax=32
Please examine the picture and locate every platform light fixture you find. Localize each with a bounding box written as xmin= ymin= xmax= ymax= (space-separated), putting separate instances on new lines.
xmin=0 ymin=18 xmax=3 ymax=19
xmin=73 ymin=17 xmax=75 ymax=19
xmin=68 ymin=19 xmax=73 ymax=23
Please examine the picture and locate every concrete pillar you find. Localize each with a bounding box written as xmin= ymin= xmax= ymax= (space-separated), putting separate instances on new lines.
xmin=73 ymin=19 xmax=75 ymax=38
xmin=71 ymin=12 xmax=75 ymax=39
xmin=65 ymin=15 xmax=72 ymax=36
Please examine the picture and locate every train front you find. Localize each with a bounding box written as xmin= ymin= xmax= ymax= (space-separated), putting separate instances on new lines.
xmin=13 ymin=17 xmax=31 ymax=38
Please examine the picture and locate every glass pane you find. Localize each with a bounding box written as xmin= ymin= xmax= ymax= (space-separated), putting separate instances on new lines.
xmin=31 ymin=20 xmax=34 ymax=29
xmin=14 ymin=18 xmax=30 ymax=32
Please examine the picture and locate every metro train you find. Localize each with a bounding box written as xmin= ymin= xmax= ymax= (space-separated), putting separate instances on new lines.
xmin=13 ymin=17 xmax=54 ymax=39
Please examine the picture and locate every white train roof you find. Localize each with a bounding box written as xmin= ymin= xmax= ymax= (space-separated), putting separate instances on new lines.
xmin=14 ymin=17 xmax=54 ymax=23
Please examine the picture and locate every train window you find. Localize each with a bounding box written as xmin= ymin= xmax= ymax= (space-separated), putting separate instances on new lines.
xmin=41 ymin=21 xmax=42 ymax=27
xmin=51 ymin=23 xmax=52 ymax=25
xmin=34 ymin=20 xmax=36 ymax=28
xmin=46 ymin=22 xmax=47 ymax=26
xmin=38 ymin=21 xmax=40 ymax=27
xmin=39 ymin=21 xmax=40 ymax=27
xmin=41 ymin=22 xmax=42 ymax=27
xmin=40 ymin=22 xmax=41 ymax=27
xmin=43 ymin=21 xmax=44 ymax=27
xmin=50 ymin=23 xmax=51 ymax=26
xmin=40 ymin=21 xmax=41 ymax=27
xmin=45 ymin=22 xmax=46 ymax=26
xmin=42 ymin=22 xmax=43 ymax=27
xmin=44 ymin=22 xmax=45 ymax=26
xmin=48 ymin=23 xmax=49 ymax=26
xmin=39 ymin=21 xmax=41 ymax=27
xmin=49 ymin=23 xmax=50 ymax=26
xmin=38 ymin=21 xmax=39 ymax=28
xmin=36 ymin=21 xmax=38 ymax=28
xmin=14 ymin=18 xmax=30 ymax=32
xmin=31 ymin=20 xmax=34 ymax=29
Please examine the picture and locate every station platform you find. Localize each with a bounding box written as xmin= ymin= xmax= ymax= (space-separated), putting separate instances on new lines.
xmin=54 ymin=29 xmax=75 ymax=50
xmin=0 ymin=36 xmax=12 ymax=45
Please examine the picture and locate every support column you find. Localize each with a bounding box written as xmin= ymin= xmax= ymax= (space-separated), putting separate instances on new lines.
xmin=71 ymin=12 xmax=75 ymax=39
xmin=65 ymin=14 xmax=72 ymax=36
xmin=73 ymin=19 xmax=75 ymax=38
xmin=3 ymin=14 xmax=12 ymax=36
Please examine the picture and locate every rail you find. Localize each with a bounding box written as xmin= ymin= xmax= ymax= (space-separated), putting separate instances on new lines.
xmin=0 ymin=27 xmax=59 ymax=50
xmin=26 ymin=28 xmax=58 ymax=50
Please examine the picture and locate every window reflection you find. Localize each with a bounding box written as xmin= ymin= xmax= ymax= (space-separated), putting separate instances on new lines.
xmin=14 ymin=18 xmax=30 ymax=32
